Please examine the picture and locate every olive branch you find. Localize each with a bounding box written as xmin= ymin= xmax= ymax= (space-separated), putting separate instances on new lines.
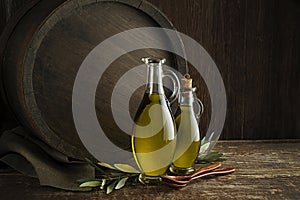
xmin=78 ymin=150 xmax=226 ymax=194
xmin=77 ymin=158 xmax=140 ymax=194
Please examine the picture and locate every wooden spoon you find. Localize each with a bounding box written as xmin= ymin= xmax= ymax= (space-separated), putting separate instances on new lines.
xmin=162 ymin=167 xmax=236 ymax=188
xmin=161 ymin=162 xmax=221 ymax=183
xmin=191 ymin=167 xmax=235 ymax=181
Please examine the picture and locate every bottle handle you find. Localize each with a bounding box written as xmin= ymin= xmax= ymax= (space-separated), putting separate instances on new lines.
xmin=193 ymin=93 xmax=204 ymax=120
xmin=162 ymin=69 xmax=180 ymax=104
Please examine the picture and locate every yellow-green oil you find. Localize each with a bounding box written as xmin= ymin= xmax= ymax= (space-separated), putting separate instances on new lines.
xmin=170 ymin=105 xmax=200 ymax=175
xmin=132 ymin=94 xmax=176 ymax=179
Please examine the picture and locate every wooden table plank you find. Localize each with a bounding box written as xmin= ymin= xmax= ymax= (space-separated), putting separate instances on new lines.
xmin=0 ymin=141 xmax=299 ymax=200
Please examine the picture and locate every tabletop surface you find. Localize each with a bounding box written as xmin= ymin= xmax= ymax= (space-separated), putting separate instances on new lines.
xmin=0 ymin=140 xmax=299 ymax=200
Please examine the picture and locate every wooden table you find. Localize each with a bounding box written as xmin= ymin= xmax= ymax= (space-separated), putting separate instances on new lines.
xmin=0 ymin=140 xmax=299 ymax=200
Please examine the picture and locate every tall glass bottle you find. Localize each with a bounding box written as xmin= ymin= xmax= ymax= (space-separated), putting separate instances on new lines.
xmin=132 ymin=57 xmax=179 ymax=184
xmin=170 ymin=76 xmax=202 ymax=175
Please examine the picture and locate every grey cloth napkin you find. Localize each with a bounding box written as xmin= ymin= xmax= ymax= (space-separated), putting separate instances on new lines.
xmin=0 ymin=127 xmax=94 ymax=191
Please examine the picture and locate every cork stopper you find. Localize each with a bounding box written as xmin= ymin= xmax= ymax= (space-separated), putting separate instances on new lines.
xmin=142 ymin=57 xmax=166 ymax=64
xmin=181 ymin=74 xmax=193 ymax=88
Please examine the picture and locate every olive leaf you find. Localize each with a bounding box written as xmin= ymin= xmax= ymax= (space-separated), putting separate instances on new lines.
xmin=201 ymin=136 xmax=206 ymax=145
xmin=115 ymin=177 xmax=129 ymax=190
xmin=77 ymin=178 xmax=101 ymax=184
xmin=199 ymin=142 xmax=210 ymax=154
xmin=114 ymin=164 xmax=140 ymax=173
xmin=79 ymin=180 xmax=101 ymax=187
xmin=97 ymin=162 xmax=116 ymax=170
xmin=106 ymin=180 xmax=117 ymax=194
xmin=196 ymin=152 xmax=226 ymax=164
xmin=100 ymin=179 xmax=106 ymax=190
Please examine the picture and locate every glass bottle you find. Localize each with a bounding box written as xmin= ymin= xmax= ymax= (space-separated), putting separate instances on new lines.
xmin=170 ymin=76 xmax=203 ymax=175
xmin=132 ymin=57 xmax=179 ymax=184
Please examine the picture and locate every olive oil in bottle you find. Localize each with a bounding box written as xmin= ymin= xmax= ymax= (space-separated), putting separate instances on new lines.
xmin=132 ymin=58 xmax=177 ymax=184
xmin=170 ymin=77 xmax=201 ymax=175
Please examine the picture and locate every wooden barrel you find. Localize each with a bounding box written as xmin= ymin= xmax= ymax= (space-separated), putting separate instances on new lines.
xmin=0 ymin=0 xmax=185 ymax=160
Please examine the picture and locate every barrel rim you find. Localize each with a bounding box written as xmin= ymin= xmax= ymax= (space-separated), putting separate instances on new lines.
xmin=0 ymin=0 xmax=42 ymax=124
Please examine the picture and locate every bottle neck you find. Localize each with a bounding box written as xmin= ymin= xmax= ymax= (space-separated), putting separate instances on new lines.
xmin=179 ymin=90 xmax=194 ymax=107
xmin=146 ymin=63 xmax=164 ymax=95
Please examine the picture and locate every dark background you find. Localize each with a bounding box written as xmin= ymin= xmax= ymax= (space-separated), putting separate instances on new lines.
xmin=1 ymin=0 xmax=300 ymax=140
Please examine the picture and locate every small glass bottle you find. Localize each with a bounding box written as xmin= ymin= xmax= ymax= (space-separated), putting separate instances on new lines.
xmin=170 ymin=76 xmax=202 ymax=175
xmin=132 ymin=57 xmax=179 ymax=184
